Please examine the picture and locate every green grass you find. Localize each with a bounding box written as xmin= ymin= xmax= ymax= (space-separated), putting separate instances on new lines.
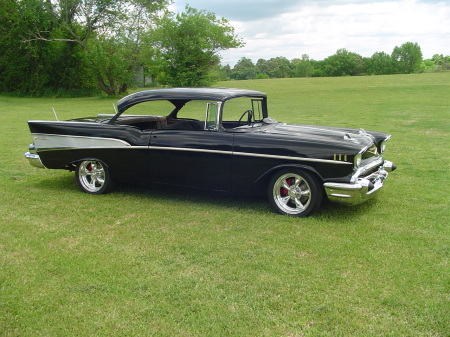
xmin=1 ymin=73 xmax=449 ymax=336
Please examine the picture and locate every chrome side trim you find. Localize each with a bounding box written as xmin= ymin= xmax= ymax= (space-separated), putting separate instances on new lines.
xmin=231 ymin=150 xmax=351 ymax=165
xmin=37 ymin=146 xmax=148 ymax=152
xmin=30 ymin=133 xmax=352 ymax=165
xmin=149 ymin=146 xmax=230 ymax=155
xmin=148 ymin=146 xmax=351 ymax=164
xmin=31 ymin=133 xmax=131 ymax=150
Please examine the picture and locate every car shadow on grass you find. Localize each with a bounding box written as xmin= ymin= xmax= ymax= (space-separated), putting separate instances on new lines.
xmin=31 ymin=173 xmax=381 ymax=220
xmin=115 ymin=182 xmax=272 ymax=214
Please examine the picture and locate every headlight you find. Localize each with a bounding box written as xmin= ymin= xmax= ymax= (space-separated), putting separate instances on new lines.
xmin=380 ymin=140 xmax=387 ymax=153
xmin=354 ymin=153 xmax=362 ymax=168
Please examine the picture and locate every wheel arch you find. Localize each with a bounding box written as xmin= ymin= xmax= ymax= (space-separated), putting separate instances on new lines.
xmin=255 ymin=164 xmax=324 ymax=192
xmin=68 ymin=157 xmax=111 ymax=170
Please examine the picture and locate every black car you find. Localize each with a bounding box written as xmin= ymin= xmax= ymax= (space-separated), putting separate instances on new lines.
xmin=25 ymin=88 xmax=396 ymax=217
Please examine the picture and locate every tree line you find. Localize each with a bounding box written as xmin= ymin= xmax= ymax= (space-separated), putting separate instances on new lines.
xmin=220 ymin=43 xmax=450 ymax=81
xmin=1 ymin=1 xmax=448 ymax=97
xmin=0 ymin=0 xmax=242 ymax=96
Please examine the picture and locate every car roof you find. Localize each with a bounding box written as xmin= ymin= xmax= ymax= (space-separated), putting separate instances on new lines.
xmin=117 ymin=87 xmax=267 ymax=113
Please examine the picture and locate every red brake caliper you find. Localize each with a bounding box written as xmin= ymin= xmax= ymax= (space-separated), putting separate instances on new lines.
xmin=281 ymin=177 xmax=293 ymax=196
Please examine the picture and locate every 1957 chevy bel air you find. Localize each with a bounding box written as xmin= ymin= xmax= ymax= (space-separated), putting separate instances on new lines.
xmin=25 ymin=88 xmax=396 ymax=217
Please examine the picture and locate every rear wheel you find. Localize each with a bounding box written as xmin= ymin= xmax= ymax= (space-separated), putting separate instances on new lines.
xmin=268 ymin=169 xmax=323 ymax=217
xmin=75 ymin=160 xmax=113 ymax=194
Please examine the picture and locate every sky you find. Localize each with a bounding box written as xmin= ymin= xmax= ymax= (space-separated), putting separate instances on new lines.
xmin=170 ymin=0 xmax=450 ymax=66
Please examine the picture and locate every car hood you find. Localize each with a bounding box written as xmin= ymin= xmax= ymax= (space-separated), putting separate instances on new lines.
xmin=260 ymin=123 xmax=375 ymax=150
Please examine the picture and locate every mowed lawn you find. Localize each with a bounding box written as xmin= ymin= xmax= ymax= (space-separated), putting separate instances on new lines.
xmin=0 ymin=73 xmax=448 ymax=336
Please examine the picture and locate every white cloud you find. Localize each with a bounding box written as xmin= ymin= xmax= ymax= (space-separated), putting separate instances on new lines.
xmin=172 ymin=0 xmax=450 ymax=65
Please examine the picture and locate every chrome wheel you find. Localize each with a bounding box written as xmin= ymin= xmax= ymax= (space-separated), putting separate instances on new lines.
xmin=76 ymin=160 xmax=112 ymax=194
xmin=268 ymin=169 xmax=322 ymax=217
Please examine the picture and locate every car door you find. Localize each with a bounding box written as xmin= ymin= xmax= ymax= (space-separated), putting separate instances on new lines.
xmin=148 ymin=128 xmax=233 ymax=192
xmin=149 ymin=102 xmax=232 ymax=192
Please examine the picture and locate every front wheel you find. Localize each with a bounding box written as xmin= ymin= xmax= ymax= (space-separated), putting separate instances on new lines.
xmin=268 ymin=169 xmax=323 ymax=217
xmin=75 ymin=160 xmax=113 ymax=194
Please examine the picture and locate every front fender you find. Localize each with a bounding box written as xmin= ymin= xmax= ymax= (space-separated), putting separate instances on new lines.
xmin=254 ymin=164 xmax=324 ymax=189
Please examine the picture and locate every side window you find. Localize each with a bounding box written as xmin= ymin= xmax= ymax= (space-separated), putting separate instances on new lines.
xmin=222 ymin=97 xmax=264 ymax=122
xmin=176 ymin=100 xmax=207 ymax=121
xmin=205 ymin=102 xmax=221 ymax=130
xmin=124 ymin=100 xmax=174 ymax=116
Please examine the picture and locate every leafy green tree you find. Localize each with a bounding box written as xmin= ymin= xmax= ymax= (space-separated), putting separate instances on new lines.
xmin=365 ymin=52 xmax=396 ymax=75
xmin=322 ymin=49 xmax=364 ymax=77
xmin=1 ymin=0 xmax=169 ymax=95
xmin=256 ymin=57 xmax=293 ymax=78
xmin=86 ymin=37 xmax=139 ymax=95
xmin=148 ymin=6 xmax=244 ymax=87
xmin=269 ymin=57 xmax=293 ymax=78
xmin=217 ymin=64 xmax=232 ymax=81
xmin=25 ymin=0 xmax=168 ymax=49
xmin=0 ymin=0 xmax=55 ymax=94
xmin=391 ymin=42 xmax=423 ymax=74
xmin=431 ymin=54 xmax=450 ymax=71
xmin=256 ymin=59 xmax=271 ymax=76
xmin=231 ymin=58 xmax=258 ymax=80
xmin=293 ymin=54 xmax=315 ymax=77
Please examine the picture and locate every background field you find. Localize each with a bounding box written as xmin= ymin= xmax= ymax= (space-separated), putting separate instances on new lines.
xmin=1 ymin=73 xmax=449 ymax=336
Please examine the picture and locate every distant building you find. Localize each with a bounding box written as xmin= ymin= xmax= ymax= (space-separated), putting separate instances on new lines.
xmin=133 ymin=66 xmax=153 ymax=87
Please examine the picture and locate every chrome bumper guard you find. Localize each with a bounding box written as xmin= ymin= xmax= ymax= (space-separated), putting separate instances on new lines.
xmin=25 ymin=143 xmax=46 ymax=169
xmin=324 ymin=160 xmax=396 ymax=206
xmin=24 ymin=152 xmax=45 ymax=168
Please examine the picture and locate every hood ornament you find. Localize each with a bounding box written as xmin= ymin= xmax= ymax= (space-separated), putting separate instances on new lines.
xmin=359 ymin=128 xmax=368 ymax=136
xmin=344 ymin=133 xmax=359 ymax=143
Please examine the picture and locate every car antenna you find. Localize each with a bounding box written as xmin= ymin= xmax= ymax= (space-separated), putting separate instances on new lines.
xmin=52 ymin=107 xmax=59 ymax=121
xmin=112 ymin=103 xmax=118 ymax=114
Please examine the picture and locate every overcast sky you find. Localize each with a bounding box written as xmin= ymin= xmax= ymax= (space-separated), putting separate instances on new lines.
xmin=170 ymin=0 xmax=450 ymax=66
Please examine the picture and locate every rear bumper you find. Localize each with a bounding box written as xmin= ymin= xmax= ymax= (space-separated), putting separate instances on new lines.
xmin=24 ymin=151 xmax=46 ymax=169
xmin=323 ymin=160 xmax=396 ymax=206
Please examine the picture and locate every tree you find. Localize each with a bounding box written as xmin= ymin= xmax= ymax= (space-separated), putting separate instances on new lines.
xmin=431 ymin=54 xmax=450 ymax=71
xmin=391 ymin=42 xmax=423 ymax=74
xmin=268 ymin=57 xmax=293 ymax=78
xmin=322 ymin=49 xmax=364 ymax=77
xmin=231 ymin=58 xmax=258 ymax=80
xmin=256 ymin=59 xmax=271 ymax=76
xmin=149 ymin=6 xmax=244 ymax=87
xmin=86 ymin=37 xmax=138 ymax=95
xmin=0 ymin=0 xmax=65 ymax=94
xmin=255 ymin=57 xmax=293 ymax=78
xmin=24 ymin=0 xmax=168 ymax=49
xmin=293 ymin=54 xmax=315 ymax=77
xmin=365 ymin=52 xmax=395 ymax=75
xmin=2 ymin=0 xmax=169 ymax=95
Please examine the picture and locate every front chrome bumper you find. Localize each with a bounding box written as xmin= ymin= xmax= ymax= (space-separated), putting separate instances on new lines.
xmin=323 ymin=160 xmax=396 ymax=206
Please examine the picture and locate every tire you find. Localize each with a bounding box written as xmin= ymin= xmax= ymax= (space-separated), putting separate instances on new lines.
xmin=75 ymin=160 xmax=113 ymax=194
xmin=268 ymin=169 xmax=323 ymax=217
